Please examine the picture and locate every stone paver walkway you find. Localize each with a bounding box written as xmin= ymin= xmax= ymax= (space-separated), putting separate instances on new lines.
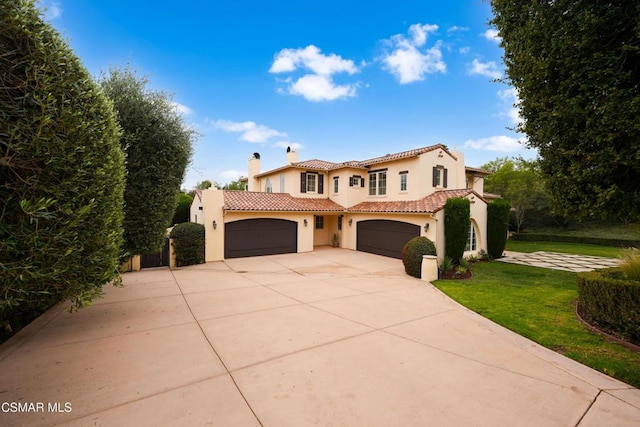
xmin=497 ymin=251 xmax=620 ymax=272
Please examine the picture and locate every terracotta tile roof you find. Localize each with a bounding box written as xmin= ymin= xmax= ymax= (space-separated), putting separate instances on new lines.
xmin=465 ymin=166 xmax=492 ymax=175
xmin=359 ymin=144 xmax=453 ymax=166
xmin=223 ymin=191 xmax=345 ymax=212
xmin=255 ymin=144 xmax=451 ymax=177
xmin=347 ymin=189 xmax=483 ymax=214
xmin=292 ymin=159 xmax=340 ymax=170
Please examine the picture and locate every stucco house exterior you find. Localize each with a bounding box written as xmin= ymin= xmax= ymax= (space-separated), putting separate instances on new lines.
xmin=191 ymin=144 xmax=492 ymax=262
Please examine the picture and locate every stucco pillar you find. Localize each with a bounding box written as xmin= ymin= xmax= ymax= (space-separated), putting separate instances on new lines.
xmin=202 ymin=188 xmax=225 ymax=262
xmin=421 ymin=255 xmax=438 ymax=282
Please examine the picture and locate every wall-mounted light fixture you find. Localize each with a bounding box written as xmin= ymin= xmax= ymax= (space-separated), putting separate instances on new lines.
xmin=213 ymin=220 xmax=217 ymax=230
xmin=349 ymin=219 xmax=353 ymax=226
xmin=424 ymin=223 xmax=430 ymax=232
xmin=438 ymin=151 xmax=444 ymax=158
xmin=304 ymin=219 xmax=308 ymax=227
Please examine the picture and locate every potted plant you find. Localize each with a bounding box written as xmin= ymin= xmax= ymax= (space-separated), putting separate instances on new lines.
xmin=331 ymin=233 xmax=340 ymax=248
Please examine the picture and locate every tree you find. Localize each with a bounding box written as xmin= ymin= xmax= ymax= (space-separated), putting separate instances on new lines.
xmin=100 ymin=67 xmax=195 ymax=255
xmin=172 ymin=192 xmax=193 ymax=225
xmin=221 ymin=178 xmax=246 ymax=190
xmin=482 ymin=157 xmax=552 ymax=232
xmin=195 ymin=180 xmax=212 ymax=190
xmin=444 ymin=198 xmax=470 ymax=263
xmin=0 ymin=0 xmax=125 ymax=320
xmin=487 ymin=200 xmax=511 ymax=259
xmin=490 ymin=1 xmax=640 ymax=222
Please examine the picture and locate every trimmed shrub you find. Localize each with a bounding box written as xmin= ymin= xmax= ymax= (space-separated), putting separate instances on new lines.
xmin=512 ymin=232 xmax=640 ymax=248
xmin=172 ymin=192 xmax=193 ymax=225
xmin=402 ymin=237 xmax=437 ymax=278
xmin=487 ymin=199 xmax=511 ymax=259
xmin=444 ymin=198 xmax=470 ymax=263
xmin=577 ymin=268 xmax=640 ymax=342
xmin=0 ymin=0 xmax=125 ymax=324
xmin=170 ymin=223 xmax=205 ymax=267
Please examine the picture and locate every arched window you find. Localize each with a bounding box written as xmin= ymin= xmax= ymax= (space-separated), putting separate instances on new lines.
xmin=465 ymin=221 xmax=477 ymax=252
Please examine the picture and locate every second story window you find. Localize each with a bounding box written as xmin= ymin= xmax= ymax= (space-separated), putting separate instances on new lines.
xmin=400 ymin=171 xmax=408 ymax=192
xmin=368 ymin=170 xmax=387 ymax=196
xmin=432 ymin=166 xmax=448 ymax=188
xmin=300 ymin=172 xmax=323 ymax=194
xmin=265 ymin=178 xmax=273 ymax=193
xmin=333 ymin=177 xmax=339 ymax=194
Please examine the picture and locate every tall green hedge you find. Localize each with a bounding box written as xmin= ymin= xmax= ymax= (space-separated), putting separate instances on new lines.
xmin=170 ymin=223 xmax=205 ymax=267
xmin=0 ymin=0 xmax=125 ymax=319
xmin=487 ymin=199 xmax=511 ymax=259
xmin=402 ymin=236 xmax=437 ymax=278
xmin=172 ymin=192 xmax=193 ymax=225
xmin=444 ymin=198 xmax=471 ymax=262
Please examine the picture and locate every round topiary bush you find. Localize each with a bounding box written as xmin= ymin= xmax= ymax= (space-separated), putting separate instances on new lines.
xmin=402 ymin=236 xmax=437 ymax=278
xmin=169 ymin=223 xmax=205 ymax=267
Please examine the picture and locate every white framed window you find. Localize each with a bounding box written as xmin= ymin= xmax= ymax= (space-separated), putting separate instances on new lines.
xmin=432 ymin=166 xmax=448 ymax=188
xmin=333 ymin=177 xmax=339 ymax=193
xmin=465 ymin=222 xmax=477 ymax=252
xmin=280 ymin=174 xmax=285 ymax=192
xmin=265 ymin=178 xmax=272 ymax=193
xmin=368 ymin=170 xmax=387 ymax=196
xmin=307 ymin=173 xmax=316 ymax=193
xmin=400 ymin=171 xmax=408 ymax=192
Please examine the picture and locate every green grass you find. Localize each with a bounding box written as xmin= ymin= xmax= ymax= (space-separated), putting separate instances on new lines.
xmin=433 ymin=261 xmax=640 ymax=388
xmin=505 ymin=239 xmax=622 ymax=258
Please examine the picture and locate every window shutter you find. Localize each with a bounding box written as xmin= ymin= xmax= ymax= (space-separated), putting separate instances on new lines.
xmin=300 ymin=172 xmax=307 ymax=193
xmin=360 ymin=178 xmax=365 ymax=187
xmin=443 ymin=168 xmax=448 ymax=188
xmin=432 ymin=167 xmax=438 ymax=187
xmin=318 ymin=175 xmax=324 ymax=194
xmin=349 ymin=177 xmax=354 ymax=187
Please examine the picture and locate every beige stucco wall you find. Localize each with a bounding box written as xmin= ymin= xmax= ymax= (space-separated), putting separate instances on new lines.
xmin=199 ymin=188 xmax=225 ymax=262
xmin=434 ymin=193 xmax=488 ymax=261
xmin=190 ymin=194 xmax=204 ymax=224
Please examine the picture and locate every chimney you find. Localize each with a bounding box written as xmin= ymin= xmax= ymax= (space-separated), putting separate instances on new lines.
xmin=286 ymin=146 xmax=299 ymax=164
xmin=248 ymin=152 xmax=260 ymax=191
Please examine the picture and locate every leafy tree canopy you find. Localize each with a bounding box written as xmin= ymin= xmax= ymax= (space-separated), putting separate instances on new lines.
xmin=482 ymin=157 xmax=551 ymax=232
xmin=490 ymin=0 xmax=640 ymax=222
xmin=100 ymin=67 xmax=196 ymax=255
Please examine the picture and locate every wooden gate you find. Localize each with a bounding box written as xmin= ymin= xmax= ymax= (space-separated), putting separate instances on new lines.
xmin=140 ymin=239 xmax=170 ymax=268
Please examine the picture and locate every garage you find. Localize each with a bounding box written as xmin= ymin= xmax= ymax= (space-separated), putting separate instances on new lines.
xmin=356 ymin=220 xmax=420 ymax=259
xmin=225 ymin=218 xmax=297 ymax=259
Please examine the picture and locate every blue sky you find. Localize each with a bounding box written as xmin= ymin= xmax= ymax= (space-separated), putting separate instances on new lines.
xmin=41 ymin=0 xmax=534 ymax=189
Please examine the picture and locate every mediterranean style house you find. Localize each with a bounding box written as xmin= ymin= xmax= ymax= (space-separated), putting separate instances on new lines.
xmin=191 ymin=144 xmax=493 ymax=262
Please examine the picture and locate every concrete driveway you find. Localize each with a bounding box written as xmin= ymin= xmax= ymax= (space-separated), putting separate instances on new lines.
xmin=1 ymin=247 xmax=639 ymax=426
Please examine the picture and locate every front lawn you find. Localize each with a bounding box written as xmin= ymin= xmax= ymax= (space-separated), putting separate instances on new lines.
xmin=505 ymin=239 xmax=622 ymax=258
xmin=433 ymin=261 xmax=640 ymax=388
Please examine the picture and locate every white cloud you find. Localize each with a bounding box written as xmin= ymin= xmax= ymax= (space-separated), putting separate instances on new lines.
xmin=447 ymin=26 xmax=469 ymax=35
xmin=380 ymin=23 xmax=446 ymax=84
xmin=467 ymin=58 xmax=502 ymax=79
xmin=211 ymin=119 xmax=286 ymax=143
xmin=498 ymin=87 xmax=523 ymax=125
xmin=270 ymin=45 xmax=358 ymax=76
xmin=458 ymin=46 xmax=471 ymax=55
xmin=464 ymin=135 xmax=525 ymax=152
xmin=39 ymin=1 xmax=62 ymax=20
xmin=171 ymin=102 xmax=192 ymax=116
xmin=289 ymin=74 xmax=358 ymax=102
xmin=483 ymin=29 xmax=501 ymax=43
xmin=269 ymin=45 xmax=360 ymax=102
xmin=274 ymin=141 xmax=304 ymax=150
xmin=408 ymin=23 xmax=439 ymax=47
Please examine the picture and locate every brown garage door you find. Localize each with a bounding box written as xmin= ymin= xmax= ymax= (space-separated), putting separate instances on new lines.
xmin=225 ymin=218 xmax=297 ymax=259
xmin=357 ymin=220 xmax=420 ymax=259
